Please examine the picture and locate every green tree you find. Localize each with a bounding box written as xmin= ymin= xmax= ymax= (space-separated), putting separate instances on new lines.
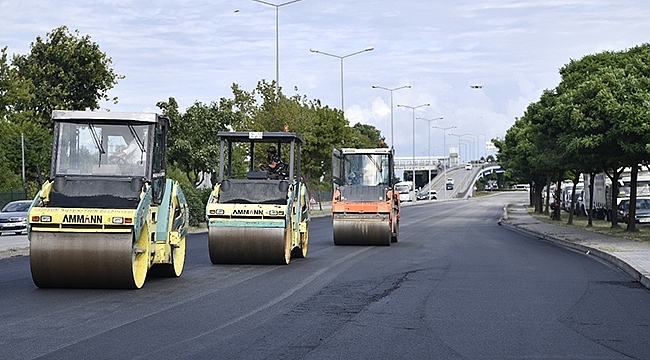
xmin=1 ymin=47 xmax=50 ymax=192
xmin=0 ymin=120 xmax=51 ymax=191
xmin=12 ymin=26 xmax=123 ymax=128
xmin=348 ymin=123 xmax=388 ymax=149
xmin=558 ymin=44 xmax=650 ymax=230
xmin=0 ymin=47 xmax=34 ymax=121
xmin=495 ymin=112 xmax=549 ymax=212
xmin=157 ymin=97 xmax=233 ymax=184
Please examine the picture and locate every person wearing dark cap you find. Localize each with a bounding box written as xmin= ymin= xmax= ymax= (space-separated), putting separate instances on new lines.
xmin=259 ymin=146 xmax=286 ymax=179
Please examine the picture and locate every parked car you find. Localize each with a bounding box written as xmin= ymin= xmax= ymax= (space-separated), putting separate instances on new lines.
xmin=0 ymin=200 xmax=32 ymax=235
xmin=617 ymin=197 xmax=650 ymax=224
xmin=417 ymin=189 xmax=438 ymax=200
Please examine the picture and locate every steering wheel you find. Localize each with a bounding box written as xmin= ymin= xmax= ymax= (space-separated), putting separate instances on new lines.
xmin=108 ymin=155 xmax=127 ymax=165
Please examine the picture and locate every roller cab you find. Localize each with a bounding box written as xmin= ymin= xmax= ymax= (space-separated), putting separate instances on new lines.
xmin=28 ymin=111 xmax=189 ymax=289
xmin=206 ymin=132 xmax=309 ymax=265
xmin=331 ymin=148 xmax=400 ymax=246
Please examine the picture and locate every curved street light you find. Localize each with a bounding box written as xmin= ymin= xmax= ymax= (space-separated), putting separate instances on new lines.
xmin=397 ymin=103 xmax=430 ymax=187
xmin=310 ymin=46 xmax=374 ymax=116
xmin=372 ymin=85 xmax=411 ymax=148
xmin=478 ymin=133 xmax=486 ymax=160
xmin=433 ymin=125 xmax=456 ymax=199
xmin=252 ymin=0 xmax=303 ymax=96
xmin=432 ymin=126 xmax=456 ymax=162
xmin=416 ymin=117 xmax=443 ymax=185
xmin=466 ymin=134 xmax=480 ymax=163
xmin=449 ymin=133 xmax=464 ymax=165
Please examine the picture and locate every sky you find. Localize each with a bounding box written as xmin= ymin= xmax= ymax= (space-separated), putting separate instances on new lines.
xmin=2 ymin=1 xmax=649 ymax=164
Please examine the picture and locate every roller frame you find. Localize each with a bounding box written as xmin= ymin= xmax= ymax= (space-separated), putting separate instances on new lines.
xmin=206 ymin=132 xmax=309 ymax=265
xmin=27 ymin=112 xmax=188 ymax=289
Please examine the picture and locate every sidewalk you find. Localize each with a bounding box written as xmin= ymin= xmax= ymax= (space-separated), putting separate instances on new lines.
xmin=0 ymin=234 xmax=29 ymax=259
xmin=501 ymin=203 xmax=650 ymax=289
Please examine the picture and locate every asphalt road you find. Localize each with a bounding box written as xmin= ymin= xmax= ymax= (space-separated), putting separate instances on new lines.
xmin=2 ymin=192 xmax=650 ymax=359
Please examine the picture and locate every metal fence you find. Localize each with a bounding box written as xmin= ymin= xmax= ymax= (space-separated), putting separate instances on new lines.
xmin=309 ymin=190 xmax=333 ymax=204
xmin=0 ymin=189 xmax=29 ymax=209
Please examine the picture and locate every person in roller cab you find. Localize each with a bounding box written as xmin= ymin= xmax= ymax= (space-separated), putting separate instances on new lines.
xmin=260 ymin=146 xmax=288 ymax=180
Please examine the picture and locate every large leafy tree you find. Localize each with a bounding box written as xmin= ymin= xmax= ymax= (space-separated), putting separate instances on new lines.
xmin=160 ymin=80 xmax=388 ymax=203
xmin=1 ymin=27 xmax=122 ymax=193
xmin=349 ymin=123 xmax=388 ymax=149
xmin=557 ymin=44 xmax=650 ymax=230
xmin=1 ymin=47 xmax=50 ymax=191
xmin=498 ymin=43 xmax=650 ymax=231
xmin=12 ymin=26 xmax=123 ymax=128
xmin=157 ymin=97 xmax=234 ymax=184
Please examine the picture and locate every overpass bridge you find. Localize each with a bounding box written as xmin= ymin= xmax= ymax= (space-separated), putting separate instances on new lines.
xmin=395 ymin=156 xmax=458 ymax=188
xmin=416 ymin=162 xmax=504 ymax=200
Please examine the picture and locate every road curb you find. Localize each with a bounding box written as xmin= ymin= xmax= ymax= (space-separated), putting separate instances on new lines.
xmin=0 ymin=247 xmax=29 ymax=259
xmin=500 ymin=208 xmax=650 ymax=290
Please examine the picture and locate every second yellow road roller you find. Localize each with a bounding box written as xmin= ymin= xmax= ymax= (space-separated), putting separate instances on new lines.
xmin=28 ymin=110 xmax=189 ymax=289
xmin=331 ymin=147 xmax=400 ymax=245
xmin=205 ymin=132 xmax=309 ymax=264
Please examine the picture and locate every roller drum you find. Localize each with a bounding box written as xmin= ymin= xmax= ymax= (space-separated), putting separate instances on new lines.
xmin=333 ymin=218 xmax=391 ymax=246
xmin=30 ymin=232 xmax=143 ymax=289
xmin=208 ymin=226 xmax=289 ymax=265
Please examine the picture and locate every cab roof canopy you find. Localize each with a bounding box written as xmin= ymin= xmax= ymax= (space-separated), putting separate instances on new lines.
xmin=339 ymin=148 xmax=393 ymax=155
xmin=217 ymin=131 xmax=304 ymax=144
xmin=52 ymin=110 xmax=164 ymax=124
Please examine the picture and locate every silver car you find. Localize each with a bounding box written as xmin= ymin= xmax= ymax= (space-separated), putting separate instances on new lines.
xmin=0 ymin=200 xmax=32 ymax=235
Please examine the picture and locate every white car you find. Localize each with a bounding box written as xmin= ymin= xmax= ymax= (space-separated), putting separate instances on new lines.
xmin=445 ymin=178 xmax=454 ymax=190
xmin=465 ymin=163 xmax=472 ymax=170
xmin=0 ymin=200 xmax=31 ymax=235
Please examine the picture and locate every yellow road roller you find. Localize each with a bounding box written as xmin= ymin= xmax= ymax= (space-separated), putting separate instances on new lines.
xmin=28 ymin=110 xmax=189 ymax=289
xmin=331 ymin=148 xmax=400 ymax=245
xmin=206 ymin=132 xmax=309 ymax=265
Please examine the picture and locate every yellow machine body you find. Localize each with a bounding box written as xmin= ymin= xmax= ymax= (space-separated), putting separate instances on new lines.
xmin=206 ymin=131 xmax=309 ymax=265
xmin=28 ymin=111 xmax=188 ymax=289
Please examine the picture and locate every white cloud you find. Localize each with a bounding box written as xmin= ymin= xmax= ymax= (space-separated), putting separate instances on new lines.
xmin=1 ymin=0 xmax=649 ymax=159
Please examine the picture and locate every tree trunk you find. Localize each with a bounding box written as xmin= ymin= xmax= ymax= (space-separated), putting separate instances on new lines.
xmin=568 ymin=173 xmax=579 ymax=225
xmin=553 ymin=178 xmax=562 ymax=221
xmin=626 ymin=165 xmax=639 ymax=232
xmin=587 ymin=172 xmax=595 ymax=227
xmin=544 ymin=174 xmax=551 ymax=214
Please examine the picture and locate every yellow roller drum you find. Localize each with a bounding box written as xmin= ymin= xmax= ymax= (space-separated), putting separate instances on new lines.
xmin=208 ymin=226 xmax=290 ymax=265
xmin=30 ymin=232 xmax=148 ymax=289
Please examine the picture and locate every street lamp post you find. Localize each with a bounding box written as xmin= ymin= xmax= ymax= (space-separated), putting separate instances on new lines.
xmin=310 ymin=46 xmax=374 ymax=117
xmin=432 ymin=126 xmax=456 ymax=166
xmin=478 ymin=133 xmax=486 ymax=160
xmin=467 ymin=134 xmax=480 ymax=163
xmin=459 ymin=133 xmax=478 ymax=164
xmin=372 ymin=85 xmax=411 ymax=148
xmin=252 ymin=0 xmax=303 ymax=97
xmin=449 ymin=133 xmax=463 ymax=165
xmin=416 ymin=116 xmax=443 ymax=187
xmin=397 ymin=103 xmax=430 ymax=189
xmin=433 ymin=125 xmax=456 ymax=199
